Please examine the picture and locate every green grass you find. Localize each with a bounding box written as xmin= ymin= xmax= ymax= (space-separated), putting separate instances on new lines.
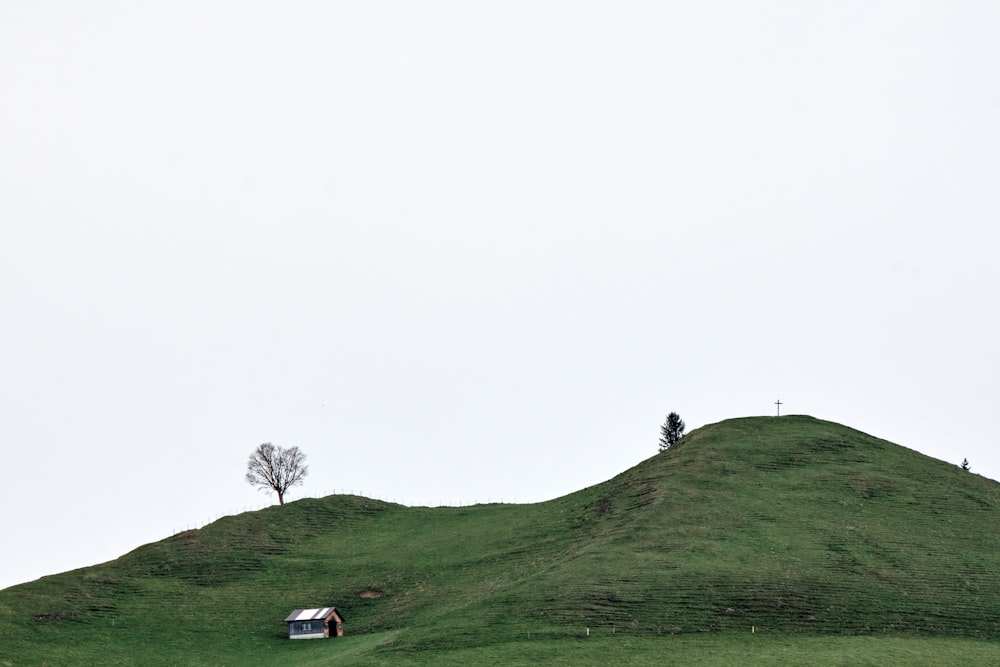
xmin=299 ymin=635 xmax=1000 ymax=667
xmin=2 ymin=416 xmax=999 ymax=665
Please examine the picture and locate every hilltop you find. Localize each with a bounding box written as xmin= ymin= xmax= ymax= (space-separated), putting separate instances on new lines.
xmin=2 ymin=416 xmax=999 ymax=665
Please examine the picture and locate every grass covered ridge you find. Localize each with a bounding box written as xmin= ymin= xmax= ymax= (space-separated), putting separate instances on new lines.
xmin=2 ymin=416 xmax=999 ymax=665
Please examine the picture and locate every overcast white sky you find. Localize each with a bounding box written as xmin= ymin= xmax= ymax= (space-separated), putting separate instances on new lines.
xmin=2 ymin=2 xmax=999 ymax=591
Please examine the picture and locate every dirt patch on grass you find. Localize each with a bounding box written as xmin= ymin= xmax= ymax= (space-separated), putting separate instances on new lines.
xmin=33 ymin=613 xmax=64 ymax=622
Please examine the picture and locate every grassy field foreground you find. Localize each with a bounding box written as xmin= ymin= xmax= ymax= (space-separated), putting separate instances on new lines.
xmin=1 ymin=416 xmax=999 ymax=665
xmin=292 ymin=634 xmax=1000 ymax=667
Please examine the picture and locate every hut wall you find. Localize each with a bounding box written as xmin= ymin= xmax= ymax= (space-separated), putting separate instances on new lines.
xmin=288 ymin=620 xmax=326 ymax=639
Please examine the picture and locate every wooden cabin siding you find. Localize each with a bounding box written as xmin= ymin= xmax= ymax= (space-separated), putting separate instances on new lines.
xmin=288 ymin=620 xmax=325 ymax=638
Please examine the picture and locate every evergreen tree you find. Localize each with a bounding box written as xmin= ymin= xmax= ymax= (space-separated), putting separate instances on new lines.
xmin=961 ymin=458 xmax=971 ymax=472
xmin=659 ymin=412 xmax=686 ymax=452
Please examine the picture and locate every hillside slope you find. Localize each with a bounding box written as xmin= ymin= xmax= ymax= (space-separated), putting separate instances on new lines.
xmin=2 ymin=416 xmax=999 ymax=665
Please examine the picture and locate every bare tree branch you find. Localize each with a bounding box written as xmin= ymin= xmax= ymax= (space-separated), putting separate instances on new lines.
xmin=246 ymin=443 xmax=308 ymax=505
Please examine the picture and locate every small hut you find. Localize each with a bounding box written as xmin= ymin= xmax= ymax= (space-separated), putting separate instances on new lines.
xmin=284 ymin=607 xmax=344 ymax=639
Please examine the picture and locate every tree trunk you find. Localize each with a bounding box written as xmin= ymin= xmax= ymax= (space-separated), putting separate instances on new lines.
xmin=278 ymin=490 xmax=284 ymax=505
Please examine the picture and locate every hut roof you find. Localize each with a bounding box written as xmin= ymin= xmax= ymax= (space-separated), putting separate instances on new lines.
xmin=284 ymin=607 xmax=342 ymax=623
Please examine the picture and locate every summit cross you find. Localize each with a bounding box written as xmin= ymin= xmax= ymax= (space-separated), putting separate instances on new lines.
xmin=775 ymin=399 xmax=782 ymax=417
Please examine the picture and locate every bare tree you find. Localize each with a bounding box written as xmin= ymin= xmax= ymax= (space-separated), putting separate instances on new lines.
xmin=245 ymin=443 xmax=308 ymax=505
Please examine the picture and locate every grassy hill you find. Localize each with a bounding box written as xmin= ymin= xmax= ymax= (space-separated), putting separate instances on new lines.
xmin=2 ymin=416 xmax=1000 ymax=665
